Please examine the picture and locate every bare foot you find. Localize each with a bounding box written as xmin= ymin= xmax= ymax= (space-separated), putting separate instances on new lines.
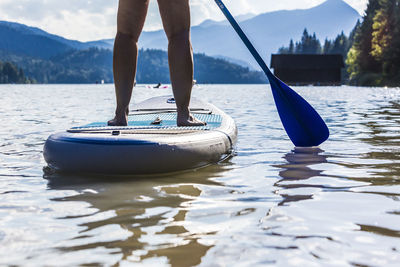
xmin=107 ymin=116 xmax=128 ymax=126
xmin=107 ymin=109 xmax=129 ymax=126
xmin=177 ymin=113 xmax=207 ymax=127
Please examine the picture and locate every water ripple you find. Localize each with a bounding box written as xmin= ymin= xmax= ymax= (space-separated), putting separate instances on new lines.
xmin=1 ymin=85 xmax=400 ymax=266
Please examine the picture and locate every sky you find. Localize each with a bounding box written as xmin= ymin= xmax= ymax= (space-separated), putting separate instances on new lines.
xmin=0 ymin=0 xmax=368 ymax=42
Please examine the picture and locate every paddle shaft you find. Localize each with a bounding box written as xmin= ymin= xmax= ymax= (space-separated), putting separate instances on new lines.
xmin=214 ymin=0 xmax=291 ymax=114
xmin=214 ymin=0 xmax=274 ymax=80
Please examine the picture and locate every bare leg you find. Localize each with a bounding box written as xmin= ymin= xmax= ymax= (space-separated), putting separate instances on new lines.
xmin=108 ymin=0 xmax=149 ymax=126
xmin=157 ymin=0 xmax=206 ymax=126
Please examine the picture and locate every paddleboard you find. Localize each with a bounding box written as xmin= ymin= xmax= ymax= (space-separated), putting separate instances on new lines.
xmin=44 ymin=96 xmax=237 ymax=175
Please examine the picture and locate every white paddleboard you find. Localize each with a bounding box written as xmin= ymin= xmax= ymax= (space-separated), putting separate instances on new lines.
xmin=44 ymin=96 xmax=237 ymax=175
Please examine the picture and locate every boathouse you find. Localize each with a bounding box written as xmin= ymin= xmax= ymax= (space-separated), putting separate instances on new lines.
xmin=270 ymin=54 xmax=344 ymax=86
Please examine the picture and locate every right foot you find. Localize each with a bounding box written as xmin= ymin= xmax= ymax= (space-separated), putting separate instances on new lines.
xmin=107 ymin=117 xmax=127 ymax=126
xmin=107 ymin=108 xmax=129 ymax=126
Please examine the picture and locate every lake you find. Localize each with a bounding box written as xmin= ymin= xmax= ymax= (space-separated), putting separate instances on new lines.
xmin=1 ymin=84 xmax=400 ymax=266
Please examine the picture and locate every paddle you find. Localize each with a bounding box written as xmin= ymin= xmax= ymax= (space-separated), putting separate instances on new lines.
xmin=214 ymin=0 xmax=329 ymax=147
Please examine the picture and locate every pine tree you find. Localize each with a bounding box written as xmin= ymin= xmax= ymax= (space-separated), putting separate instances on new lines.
xmin=323 ymin=38 xmax=332 ymax=54
xmin=329 ymin=32 xmax=348 ymax=56
xmin=294 ymin=29 xmax=322 ymax=54
xmin=371 ymin=0 xmax=400 ymax=84
xmin=288 ymin=39 xmax=295 ymax=54
xmin=0 ymin=60 xmax=30 ymax=84
xmin=278 ymin=39 xmax=295 ymax=54
xmin=346 ymin=0 xmax=381 ymax=85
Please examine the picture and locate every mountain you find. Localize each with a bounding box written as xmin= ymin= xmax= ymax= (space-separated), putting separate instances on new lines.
xmin=0 ymin=0 xmax=360 ymax=82
xmin=0 ymin=20 xmax=104 ymax=60
xmin=137 ymin=0 xmax=361 ymax=69
xmin=0 ymin=21 xmax=114 ymax=59
xmin=197 ymin=13 xmax=256 ymax=28
xmin=0 ymin=20 xmax=265 ymax=84
xmin=0 ymin=0 xmax=360 ymax=69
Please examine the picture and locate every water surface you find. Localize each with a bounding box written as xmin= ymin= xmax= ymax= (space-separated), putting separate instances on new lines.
xmin=1 ymin=84 xmax=400 ymax=266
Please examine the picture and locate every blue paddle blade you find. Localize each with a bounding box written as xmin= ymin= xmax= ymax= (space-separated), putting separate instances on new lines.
xmin=214 ymin=0 xmax=330 ymax=147
xmin=269 ymin=75 xmax=329 ymax=147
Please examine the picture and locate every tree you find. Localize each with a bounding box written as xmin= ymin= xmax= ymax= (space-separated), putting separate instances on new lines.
xmin=279 ymin=29 xmax=349 ymax=56
xmin=278 ymin=39 xmax=295 ymax=54
xmin=331 ymin=32 xmax=349 ymax=56
xmin=323 ymin=38 xmax=332 ymax=54
xmin=0 ymin=61 xmax=29 ymax=83
xmin=371 ymin=0 xmax=400 ymax=83
xmin=288 ymin=39 xmax=294 ymax=54
xmin=346 ymin=0 xmax=381 ymax=85
xmin=347 ymin=0 xmax=400 ymax=86
xmin=295 ymin=29 xmax=322 ymax=54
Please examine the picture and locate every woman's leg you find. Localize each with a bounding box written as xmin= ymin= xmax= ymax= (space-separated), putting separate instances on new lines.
xmin=108 ymin=0 xmax=150 ymax=126
xmin=157 ymin=0 xmax=205 ymax=126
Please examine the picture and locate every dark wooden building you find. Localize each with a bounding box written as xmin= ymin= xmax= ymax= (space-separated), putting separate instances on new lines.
xmin=270 ymin=54 xmax=344 ymax=86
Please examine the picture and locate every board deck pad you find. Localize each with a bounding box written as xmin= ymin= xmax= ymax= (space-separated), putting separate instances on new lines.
xmin=70 ymin=113 xmax=222 ymax=132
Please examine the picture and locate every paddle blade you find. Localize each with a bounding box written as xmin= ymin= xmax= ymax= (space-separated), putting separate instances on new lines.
xmin=269 ymin=76 xmax=329 ymax=147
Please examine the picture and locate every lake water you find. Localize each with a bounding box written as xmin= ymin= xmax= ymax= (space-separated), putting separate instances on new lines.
xmin=1 ymin=84 xmax=400 ymax=266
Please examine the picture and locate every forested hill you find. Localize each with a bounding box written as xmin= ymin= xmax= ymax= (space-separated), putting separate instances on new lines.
xmin=0 ymin=47 xmax=265 ymax=84
xmin=0 ymin=20 xmax=264 ymax=84
xmin=137 ymin=50 xmax=265 ymax=84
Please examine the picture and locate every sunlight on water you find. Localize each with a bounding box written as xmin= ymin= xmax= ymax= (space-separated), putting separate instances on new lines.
xmin=0 ymin=84 xmax=400 ymax=266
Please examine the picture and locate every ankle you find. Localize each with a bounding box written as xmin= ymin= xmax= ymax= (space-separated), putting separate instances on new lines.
xmin=177 ymin=107 xmax=190 ymax=117
xmin=115 ymin=107 xmax=128 ymax=117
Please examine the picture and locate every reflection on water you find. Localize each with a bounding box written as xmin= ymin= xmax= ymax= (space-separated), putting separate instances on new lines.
xmin=358 ymin=101 xmax=400 ymax=183
xmin=44 ymin=162 xmax=232 ymax=266
xmin=275 ymin=147 xmax=328 ymax=205
xmin=1 ymin=85 xmax=400 ymax=266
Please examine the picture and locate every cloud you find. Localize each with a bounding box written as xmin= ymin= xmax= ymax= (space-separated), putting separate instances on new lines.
xmin=189 ymin=0 xmax=367 ymax=21
xmin=0 ymin=0 xmax=117 ymax=41
xmin=0 ymin=0 xmax=367 ymax=41
xmin=345 ymin=0 xmax=369 ymax=15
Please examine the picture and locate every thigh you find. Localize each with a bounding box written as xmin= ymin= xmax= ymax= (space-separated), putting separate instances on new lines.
xmin=117 ymin=0 xmax=150 ymax=40
xmin=157 ymin=0 xmax=191 ymax=39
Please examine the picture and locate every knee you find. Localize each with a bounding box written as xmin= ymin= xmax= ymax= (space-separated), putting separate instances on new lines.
xmin=166 ymin=28 xmax=190 ymax=43
xmin=116 ymin=30 xmax=139 ymax=43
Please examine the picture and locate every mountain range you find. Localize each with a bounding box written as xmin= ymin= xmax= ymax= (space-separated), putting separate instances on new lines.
xmin=1 ymin=0 xmax=360 ymax=68
xmin=0 ymin=0 xmax=361 ymax=83
xmin=0 ymin=21 xmax=111 ymax=59
xmin=0 ymin=20 xmax=265 ymax=83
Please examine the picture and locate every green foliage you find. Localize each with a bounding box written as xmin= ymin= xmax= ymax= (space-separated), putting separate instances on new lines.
xmin=346 ymin=0 xmax=400 ymax=86
xmin=0 ymin=60 xmax=31 ymax=83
